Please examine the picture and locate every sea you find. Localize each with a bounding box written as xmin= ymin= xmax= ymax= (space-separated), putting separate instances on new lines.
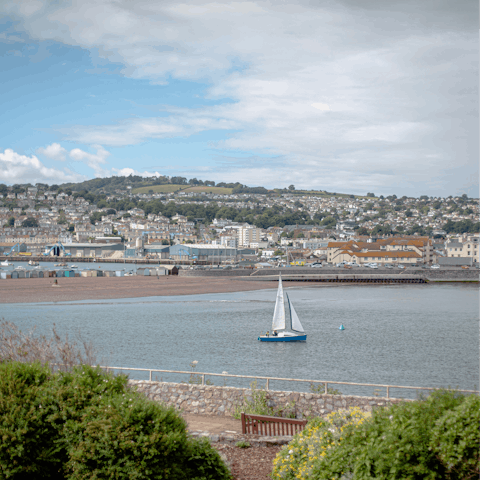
xmin=1 ymin=275 xmax=478 ymax=399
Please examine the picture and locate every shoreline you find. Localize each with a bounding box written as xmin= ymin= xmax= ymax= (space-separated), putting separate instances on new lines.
xmin=0 ymin=276 xmax=311 ymax=304
xmin=0 ymin=275 xmax=476 ymax=304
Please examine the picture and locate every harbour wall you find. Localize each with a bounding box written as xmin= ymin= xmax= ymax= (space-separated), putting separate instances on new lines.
xmin=178 ymin=267 xmax=478 ymax=282
xmin=129 ymin=380 xmax=406 ymax=418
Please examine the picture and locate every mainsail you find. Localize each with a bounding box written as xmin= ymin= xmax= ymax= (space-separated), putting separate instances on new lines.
xmin=271 ymin=275 xmax=286 ymax=330
xmin=287 ymin=295 xmax=305 ymax=333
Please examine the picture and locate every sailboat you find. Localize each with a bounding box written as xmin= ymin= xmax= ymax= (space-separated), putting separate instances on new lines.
xmin=258 ymin=274 xmax=307 ymax=342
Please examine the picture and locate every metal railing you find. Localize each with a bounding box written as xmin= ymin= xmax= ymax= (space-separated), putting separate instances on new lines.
xmin=99 ymin=366 xmax=479 ymax=399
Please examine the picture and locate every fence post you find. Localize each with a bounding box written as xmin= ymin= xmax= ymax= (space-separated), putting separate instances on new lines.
xmin=266 ymin=378 xmax=269 ymax=390
xmin=149 ymin=370 xmax=152 ymax=381
xmin=386 ymin=386 xmax=389 ymax=398
xmin=324 ymin=382 xmax=328 ymax=394
xmin=202 ymin=374 xmax=205 ymax=386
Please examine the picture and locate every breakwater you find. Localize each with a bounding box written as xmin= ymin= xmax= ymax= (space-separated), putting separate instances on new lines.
xmin=129 ymin=380 xmax=406 ymax=418
xmin=178 ymin=267 xmax=479 ymax=282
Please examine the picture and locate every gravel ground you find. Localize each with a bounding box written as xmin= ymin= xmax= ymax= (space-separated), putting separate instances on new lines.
xmin=0 ymin=276 xmax=313 ymax=304
xmin=183 ymin=413 xmax=242 ymax=434
xmin=213 ymin=443 xmax=282 ymax=480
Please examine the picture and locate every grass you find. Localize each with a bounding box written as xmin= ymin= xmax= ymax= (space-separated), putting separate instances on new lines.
xmin=182 ymin=186 xmax=233 ymax=194
xmin=132 ymin=184 xmax=188 ymax=194
xmin=131 ymin=185 xmax=233 ymax=195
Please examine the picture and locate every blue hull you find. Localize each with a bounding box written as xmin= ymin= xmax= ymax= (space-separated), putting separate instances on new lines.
xmin=258 ymin=335 xmax=307 ymax=342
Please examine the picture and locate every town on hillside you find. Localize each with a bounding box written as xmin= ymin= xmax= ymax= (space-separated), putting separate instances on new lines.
xmin=0 ymin=178 xmax=478 ymax=267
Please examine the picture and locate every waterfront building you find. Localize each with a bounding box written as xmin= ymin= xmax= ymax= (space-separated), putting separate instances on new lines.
xmin=169 ymin=243 xmax=237 ymax=262
xmin=446 ymin=234 xmax=479 ymax=264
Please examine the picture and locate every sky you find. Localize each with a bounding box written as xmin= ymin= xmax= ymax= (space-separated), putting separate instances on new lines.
xmin=0 ymin=0 xmax=478 ymax=197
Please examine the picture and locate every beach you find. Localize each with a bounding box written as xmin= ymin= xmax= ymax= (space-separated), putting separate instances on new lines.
xmin=0 ymin=276 xmax=310 ymax=304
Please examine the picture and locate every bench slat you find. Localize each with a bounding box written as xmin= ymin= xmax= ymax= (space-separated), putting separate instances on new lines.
xmin=241 ymin=412 xmax=307 ymax=436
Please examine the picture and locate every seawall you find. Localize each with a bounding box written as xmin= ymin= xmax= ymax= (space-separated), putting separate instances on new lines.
xmin=129 ymin=380 xmax=407 ymax=418
xmin=179 ymin=266 xmax=479 ymax=282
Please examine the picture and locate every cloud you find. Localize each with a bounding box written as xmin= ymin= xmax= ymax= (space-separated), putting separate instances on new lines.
xmin=311 ymin=103 xmax=331 ymax=111
xmin=0 ymin=145 xmax=165 ymax=184
xmin=0 ymin=148 xmax=86 ymax=184
xmin=68 ymin=145 xmax=110 ymax=175
xmin=111 ymin=167 xmax=163 ymax=177
xmin=36 ymin=142 xmax=67 ymax=161
xmin=2 ymin=0 xmax=478 ymax=195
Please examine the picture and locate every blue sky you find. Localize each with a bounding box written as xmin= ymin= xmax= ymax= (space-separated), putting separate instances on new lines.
xmin=0 ymin=1 xmax=478 ymax=197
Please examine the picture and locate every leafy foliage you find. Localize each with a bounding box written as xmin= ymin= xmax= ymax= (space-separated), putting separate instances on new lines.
xmin=233 ymin=380 xmax=296 ymax=419
xmin=308 ymin=390 xmax=477 ymax=480
xmin=0 ymin=362 xmax=231 ymax=480
xmin=271 ymin=408 xmax=369 ymax=480
xmin=430 ymin=393 xmax=480 ymax=479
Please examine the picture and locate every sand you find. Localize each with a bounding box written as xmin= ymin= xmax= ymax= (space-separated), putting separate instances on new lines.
xmin=0 ymin=276 xmax=311 ymax=304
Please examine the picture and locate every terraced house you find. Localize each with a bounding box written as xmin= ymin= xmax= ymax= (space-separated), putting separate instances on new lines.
xmin=446 ymin=234 xmax=479 ymax=264
xmin=327 ymin=237 xmax=433 ymax=265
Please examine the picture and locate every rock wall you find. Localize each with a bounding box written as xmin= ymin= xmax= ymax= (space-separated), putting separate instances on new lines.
xmin=129 ymin=381 xmax=407 ymax=418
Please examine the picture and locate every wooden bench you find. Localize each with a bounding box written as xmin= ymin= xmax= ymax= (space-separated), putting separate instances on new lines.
xmin=241 ymin=413 xmax=307 ymax=436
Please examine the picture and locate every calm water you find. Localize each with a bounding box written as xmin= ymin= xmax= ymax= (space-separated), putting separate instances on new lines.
xmin=1 ymin=284 xmax=478 ymax=398
xmin=0 ymin=261 xmax=139 ymax=273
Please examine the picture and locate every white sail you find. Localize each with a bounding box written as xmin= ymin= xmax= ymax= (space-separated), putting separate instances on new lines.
xmin=288 ymin=296 xmax=305 ymax=333
xmin=271 ymin=275 xmax=286 ymax=330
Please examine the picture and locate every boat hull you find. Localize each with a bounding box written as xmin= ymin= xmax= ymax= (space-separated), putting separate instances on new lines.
xmin=258 ymin=335 xmax=307 ymax=342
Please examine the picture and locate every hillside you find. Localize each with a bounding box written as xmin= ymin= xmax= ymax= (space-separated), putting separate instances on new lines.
xmin=132 ymin=185 xmax=234 ymax=195
xmin=53 ymin=175 xmax=364 ymax=198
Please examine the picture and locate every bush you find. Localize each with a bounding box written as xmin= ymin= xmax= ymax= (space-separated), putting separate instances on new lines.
xmin=0 ymin=361 xmax=62 ymax=479
xmin=309 ymin=390 xmax=476 ymax=480
xmin=430 ymin=393 xmax=480 ymax=479
xmin=233 ymin=380 xmax=296 ymax=419
xmin=0 ymin=362 xmax=231 ymax=480
xmin=271 ymin=408 xmax=369 ymax=480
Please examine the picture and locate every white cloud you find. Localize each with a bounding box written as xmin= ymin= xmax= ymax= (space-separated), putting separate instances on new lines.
xmin=68 ymin=145 xmax=110 ymax=175
xmin=112 ymin=167 xmax=163 ymax=177
xmin=36 ymin=142 xmax=67 ymax=161
xmin=311 ymin=103 xmax=331 ymax=111
xmin=0 ymin=148 xmax=85 ymax=184
xmin=2 ymin=0 xmax=477 ymax=195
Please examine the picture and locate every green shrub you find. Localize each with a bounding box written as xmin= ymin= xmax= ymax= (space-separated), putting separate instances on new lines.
xmin=233 ymin=380 xmax=296 ymax=419
xmin=235 ymin=441 xmax=251 ymax=448
xmin=309 ymin=390 xmax=474 ymax=480
xmin=233 ymin=380 xmax=275 ymax=419
xmin=0 ymin=361 xmax=63 ymax=479
xmin=63 ymin=393 xmax=190 ymax=479
xmin=183 ymin=438 xmax=232 ymax=480
xmin=430 ymin=393 xmax=480 ymax=479
xmin=271 ymin=408 xmax=369 ymax=480
xmin=0 ymin=362 xmax=231 ymax=480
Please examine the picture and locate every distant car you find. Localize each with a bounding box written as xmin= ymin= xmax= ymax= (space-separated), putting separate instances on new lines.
xmin=336 ymin=263 xmax=344 ymax=267
xmin=311 ymin=263 xmax=323 ymax=267
xmin=431 ymin=264 xmax=440 ymax=269
xmin=461 ymin=265 xmax=470 ymax=269
xmin=397 ymin=265 xmax=405 ymax=269
xmin=384 ymin=264 xmax=393 ymax=269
